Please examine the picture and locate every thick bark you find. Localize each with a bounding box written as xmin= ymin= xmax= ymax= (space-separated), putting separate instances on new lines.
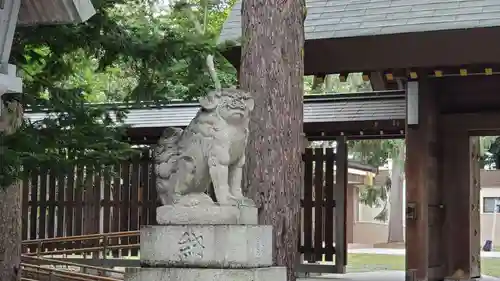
xmin=240 ymin=1 xmax=305 ymax=280
xmin=0 ymin=100 xmax=23 ymax=281
xmin=388 ymin=146 xmax=405 ymax=243
xmin=0 ymin=183 xmax=21 ymax=281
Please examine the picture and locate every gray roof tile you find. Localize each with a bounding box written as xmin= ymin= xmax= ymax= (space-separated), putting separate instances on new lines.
xmin=219 ymin=0 xmax=500 ymax=43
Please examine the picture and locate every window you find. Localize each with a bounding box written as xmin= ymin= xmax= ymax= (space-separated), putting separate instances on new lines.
xmin=483 ymin=197 xmax=500 ymax=213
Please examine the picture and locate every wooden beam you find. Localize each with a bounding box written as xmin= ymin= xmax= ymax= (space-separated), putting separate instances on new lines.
xmin=224 ymin=27 xmax=500 ymax=75
xmin=369 ymin=71 xmax=387 ymax=91
xmin=442 ymin=112 xmax=500 ymax=132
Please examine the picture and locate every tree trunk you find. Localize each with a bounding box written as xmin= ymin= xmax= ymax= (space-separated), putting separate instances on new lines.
xmin=0 ymin=182 xmax=21 ymax=281
xmin=240 ymin=1 xmax=305 ymax=280
xmin=388 ymin=143 xmax=405 ymax=243
xmin=0 ymin=100 xmax=23 ymax=281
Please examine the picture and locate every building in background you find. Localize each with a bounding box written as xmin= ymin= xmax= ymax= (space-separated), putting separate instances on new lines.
xmin=354 ymin=169 xmax=500 ymax=247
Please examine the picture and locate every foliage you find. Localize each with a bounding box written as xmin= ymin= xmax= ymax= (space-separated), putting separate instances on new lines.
xmin=481 ymin=136 xmax=500 ymax=169
xmin=1 ymin=0 xmax=237 ymax=187
xmin=304 ymin=73 xmax=372 ymax=95
xmin=348 ymin=139 xmax=397 ymax=168
xmin=358 ymin=177 xmax=390 ymax=222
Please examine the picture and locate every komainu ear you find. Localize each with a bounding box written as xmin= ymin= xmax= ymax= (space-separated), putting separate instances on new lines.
xmin=199 ymin=94 xmax=220 ymax=110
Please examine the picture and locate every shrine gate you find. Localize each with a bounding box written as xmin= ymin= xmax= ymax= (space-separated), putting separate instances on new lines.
xmin=219 ymin=0 xmax=500 ymax=280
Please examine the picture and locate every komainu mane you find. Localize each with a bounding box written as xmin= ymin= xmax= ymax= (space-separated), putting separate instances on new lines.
xmin=154 ymin=89 xmax=255 ymax=207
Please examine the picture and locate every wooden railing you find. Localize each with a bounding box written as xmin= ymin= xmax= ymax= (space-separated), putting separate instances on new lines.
xmin=21 ymin=262 xmax=122 ymax=281
xmin=21 ymin=255 xmax=125 ymax=276
xmin=22 ymin=231 xmax=140 ymax=258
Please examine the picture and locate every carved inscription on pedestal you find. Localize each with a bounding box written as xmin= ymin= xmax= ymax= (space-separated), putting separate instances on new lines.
xmin=178 ymin=231 xmax=205 ymax=259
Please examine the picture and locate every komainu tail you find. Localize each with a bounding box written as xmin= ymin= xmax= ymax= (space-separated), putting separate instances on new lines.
xmin=154 ymin=127 xmax=184 ymax=205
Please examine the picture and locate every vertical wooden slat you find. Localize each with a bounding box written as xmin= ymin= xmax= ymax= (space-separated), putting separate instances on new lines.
xmin=74 ymin=163 xmax=84 ymax=241
xmin=93 ymin=165 xmax=102 ymax=260
xmin=103 ymin=165 xmax=111 ymax=234
xmin=140 ymin=150 xmax=150 ymax=226
xmin=130 ymin=154 xmax=140 ymax=256
xmin=22 ymin=167 xmax=30 ymax=250
xmin=47 ymin=169 xmax=57 ymax=241
xmin=120 ymin=160 xmax=131 ymax=256
xmin=313 ymin=148 xmax=324 ymax=261
xmin=302 ymin=149 xmax=313 ymax=262
xmin=29 ymin=168 xmax=38 ymax=244
xmin=93 ymin=165 xmax=102 ymax=234
xmin=334 ymin=136 xmax=347 ymax=273
xmin=65 ymin=163 xmax=75 ymax=238
xmin=57 ymin=168 xmax=66 ymax=239
xmin=82 ymin=165 xmax=95 ymax=255
xmin=324 ymin=148 xmax=335 ymax=261
xmin=111 ymin=163 xmax=121 ymax=257
xmin=39 ymin=167 xmax=48 ymax=241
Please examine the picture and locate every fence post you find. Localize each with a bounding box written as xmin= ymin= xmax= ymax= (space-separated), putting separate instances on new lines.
xmin=36 ymin=241 xmax=42 ymax=257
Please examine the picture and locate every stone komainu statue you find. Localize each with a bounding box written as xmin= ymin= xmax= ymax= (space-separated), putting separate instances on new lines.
xmin=154 ymin=89 xmax=255 ymax=207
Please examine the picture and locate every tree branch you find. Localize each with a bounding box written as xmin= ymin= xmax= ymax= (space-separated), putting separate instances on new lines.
xmin=185 ymin=3 xmax=221 ymax=92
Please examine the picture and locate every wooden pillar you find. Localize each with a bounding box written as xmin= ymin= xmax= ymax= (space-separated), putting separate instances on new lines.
xmin=406 ymin=78 xmax=442 ymax=281
xmin=470 ymin=137 xmax=481 ymax=278
xmin=442 ymin=129 xmax=481 ymax=280
xmin=334 ymin=136 xmax=347 ymax=273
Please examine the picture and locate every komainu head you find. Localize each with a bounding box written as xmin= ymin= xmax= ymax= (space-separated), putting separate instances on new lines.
xmin=199 ymin=89 xmax=254 ymax=124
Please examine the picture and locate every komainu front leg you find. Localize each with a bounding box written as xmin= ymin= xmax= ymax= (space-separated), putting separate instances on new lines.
xmin=208 ymin=150 xmax=237 ymax=206
xmin=229 ymin=156 xmax=255 ymax=207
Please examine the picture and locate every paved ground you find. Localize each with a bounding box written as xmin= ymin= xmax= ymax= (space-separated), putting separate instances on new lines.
xmin=298 ymin=271 xmax=500 ymax=281
xmin=297 ymin=248 xmax=500 ymax=280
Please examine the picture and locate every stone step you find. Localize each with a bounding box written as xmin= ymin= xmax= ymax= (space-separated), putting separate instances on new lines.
xmin=141 ymin=225 xmax=272 ymax=268
xmin=126 ymin=267 xmax=286 ymax=281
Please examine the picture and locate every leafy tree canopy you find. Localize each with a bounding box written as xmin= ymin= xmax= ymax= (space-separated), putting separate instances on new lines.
xmin=0 ymin=0 xmax=237 ymax=187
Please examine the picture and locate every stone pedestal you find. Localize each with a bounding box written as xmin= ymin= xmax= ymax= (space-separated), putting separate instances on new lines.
xmin=127 ymin=205 xmax=287 ymax=281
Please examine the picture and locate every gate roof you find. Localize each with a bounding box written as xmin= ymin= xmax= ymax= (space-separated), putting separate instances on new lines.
xmin=221 ymin=0 xmax=500 ymax=41
xmin=24 ymin=91 xmax=406 ymax=140
xmin=220 ymin=0 xmax=500 ymax=74
xmin=25 ymin=91 xmax=405 ymax=128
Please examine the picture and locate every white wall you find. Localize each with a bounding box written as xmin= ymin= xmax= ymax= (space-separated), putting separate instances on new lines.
xmin=354 ymin=186 xmax=500 ymax=245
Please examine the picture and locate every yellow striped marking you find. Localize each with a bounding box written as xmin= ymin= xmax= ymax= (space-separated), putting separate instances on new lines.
xmin=460 ymin=69 xmax=467 ymax=76
xmin=434 ymin=70 xmax=443 ymax=77
xmin=486 ymin=68 xmax=493 ymax=75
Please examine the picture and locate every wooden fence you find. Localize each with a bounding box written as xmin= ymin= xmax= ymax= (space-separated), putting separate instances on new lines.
xmin=22 ymin=140 xmax=348 ymax=272
xmin=299 ymin=138 xmax=347 ymax=274
xmin=21 ymin=148 xmax=158 ymax=254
